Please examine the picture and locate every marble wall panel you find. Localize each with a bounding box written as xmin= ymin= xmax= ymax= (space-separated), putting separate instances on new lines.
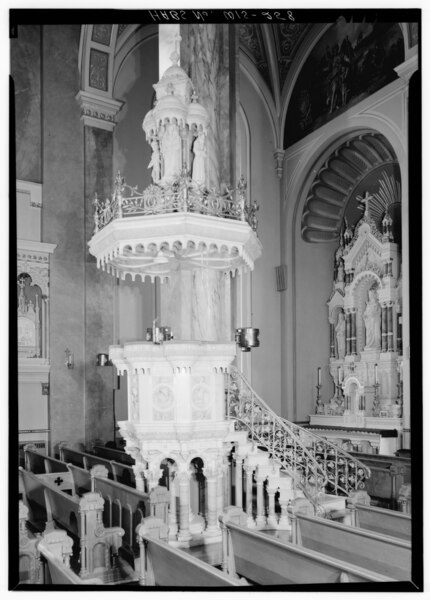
xmin=11 ymin=25 xmax=42 ymax=183
xmin=41 ymin=25 xmax=86 ymax=451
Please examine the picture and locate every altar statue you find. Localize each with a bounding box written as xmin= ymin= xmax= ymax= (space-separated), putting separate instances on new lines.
xmin=160 ymin=119 xmax=181 ymax=180
xmin=335 ymin=311 xmax=346 ymax=359
xmin=191 ymin=130 xmax=207 ymax=187
xmin=363 ymin=288 xmax=381 ymax=348
xmin=147 ymin=138 xmax=161 ymax=182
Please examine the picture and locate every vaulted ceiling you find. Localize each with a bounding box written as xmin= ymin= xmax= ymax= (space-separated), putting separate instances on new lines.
xmin=239 ymin=23 xmax=313 ymax=99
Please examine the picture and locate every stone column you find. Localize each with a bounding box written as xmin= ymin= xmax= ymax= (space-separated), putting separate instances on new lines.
xmin=234 ymin=455 xmax=243 ymax=509
xmin=133 ymin=465 xmax=147 ymax=493
xmin=177 ymin=470 xmax=192 ymax=542
xmin=351 ymin=308 xmax=357 ymax=355
xmin=224 ymin=456 xmax=232 ymax=507
xmin=168 ymin=470 xmax=178 ymax=540
xmin=255 ymin=475 xmax=266 ymax=527
xmin=204 ymin=466 xmax=219 ymax=535
xmin=387 ymin=302 xmax=394 ymax=351
xmin=397 ymin=313 xmax=403 ymax=353
xmin=346 ymin=310 xmax=351 ymax=355
xmin=244 ymin=466 xmax=254 ymax=515
xmin=381 ymin=304 xmax=388 ymax=352
xmin=217 ymin=468 xmax=225 ymax=521
xmin=266 ymin=485 xmax=278 ymax=528
xmin=330 ymin=323 xmax=335 ymax=358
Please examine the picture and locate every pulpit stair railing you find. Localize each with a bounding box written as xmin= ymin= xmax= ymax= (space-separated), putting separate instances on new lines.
xmin=226 ymin=367 xmax=370 ymax=504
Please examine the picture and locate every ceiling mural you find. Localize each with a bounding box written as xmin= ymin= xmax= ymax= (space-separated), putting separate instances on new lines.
xmin=274 ymin=23 xmax=313 ymax=91
xmin=285 ymin=18 xmax=404 ymax=148
xmin=239 ymin=23 xmax=272 ymax=92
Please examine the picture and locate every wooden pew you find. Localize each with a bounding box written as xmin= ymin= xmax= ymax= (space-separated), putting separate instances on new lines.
xmin=222 ymin=518 xmax=393 ymax=585
xmin=20 ymin=468 xmax=129 ymax=582
xmin=293 ymin=512 xmax=411 ymax=581
xmin=136 ymin=517 xmax=246 ymax=587
xmin=37 ymin=526 xmax=103 ymax=585
xmin=59 ymin=445 xmax=136 ymax=487
xmin=93 ymin=444 xmax=134 ymax=466
xmin=20 ymin=468 xmax=82 ymax=535
xmin=24 ymin=445 xmax=69 ymax=475
xmin=67 ymin=464 xmax=168 ymax=558
xmin=350 ymin=502 xmax=412 ymax=541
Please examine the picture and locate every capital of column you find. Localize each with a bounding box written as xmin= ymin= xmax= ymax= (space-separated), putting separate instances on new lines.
xmin=76 ymin=90 xmax=124 ymax=132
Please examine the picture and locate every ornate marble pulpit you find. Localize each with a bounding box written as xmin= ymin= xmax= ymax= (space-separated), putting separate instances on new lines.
xmin=89 ymin=51 xmax=261 ymax=544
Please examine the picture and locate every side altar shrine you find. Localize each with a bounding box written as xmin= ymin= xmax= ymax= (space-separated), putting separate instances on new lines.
xmin=309 ymin=190 xmax=403 ymax=455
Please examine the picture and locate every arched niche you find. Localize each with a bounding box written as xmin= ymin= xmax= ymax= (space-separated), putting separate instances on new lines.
xmin=301 ymin=131 xmax=401 ymax=244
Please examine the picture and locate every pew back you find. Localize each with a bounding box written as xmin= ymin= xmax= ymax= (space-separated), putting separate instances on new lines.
xmin=295 ymin=513 xmax=411 ymax=580
xmin=225 ymin=522 xmax=393 ymax=584
xmin=20 ymin=468 xmax=81 ymax=536
xmin=143 ymin=536 xmax=245 ymax=587
xmin=93 ymin=445 xmax=134 ymax=465
xmin=353 ymin=503 xmax=412 ymax=541
xmin=60 ymin=446 xmax=136 ymax=487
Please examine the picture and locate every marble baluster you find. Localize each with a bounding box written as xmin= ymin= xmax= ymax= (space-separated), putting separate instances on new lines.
xmin=244 ymin=466 xmax=255 ymax=527
xmin=177 ymin=470 xmax=192 ymax=542
xmin=255 ymin=475 xmax=266 ymax=527
xmin=204 ymin=467 xmax=219 ymax=535
xmin=234 ymin=455 xmax=243 ymax=509
xmin=168 ymin=469 xmax=178 ymax=540
xmin=216 ymin=469 xmax=224 ymax=522
xmin=266 ymin=485 xmax=278 ymax=528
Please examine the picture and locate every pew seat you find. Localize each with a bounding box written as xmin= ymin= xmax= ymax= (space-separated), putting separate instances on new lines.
xmin=351 ymin=502 xmax=411 ymax=541
xmin=294 ymin=512 xmax=411 ymax=580
xmin=224 ymin=520 xmax=393 ymax=584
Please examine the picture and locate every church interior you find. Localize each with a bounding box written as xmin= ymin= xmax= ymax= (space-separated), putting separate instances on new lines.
xmin=12 ymin=11 xmax=421 ymax=590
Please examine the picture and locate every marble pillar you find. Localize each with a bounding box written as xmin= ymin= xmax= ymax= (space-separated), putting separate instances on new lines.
xmin=180 ymin=24 xmax=238 ymax=190
xmin=168 ymin=473 xmax=179 ymax=540
xmin=160 ymin=269 xmax=231 ymax=342
xmin=351 ymin=309 xmax=357 ymax=355
xmin=266 ymin=486 xmax=278 ymax=528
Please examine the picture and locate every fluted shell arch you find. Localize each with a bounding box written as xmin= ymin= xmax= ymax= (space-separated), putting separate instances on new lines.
xmin=301 ymin=132 xmax=398 ymax=243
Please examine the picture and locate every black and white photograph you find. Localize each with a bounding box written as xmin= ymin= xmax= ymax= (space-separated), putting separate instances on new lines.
xmin=9 ymin=6 xmax=422 ymax=592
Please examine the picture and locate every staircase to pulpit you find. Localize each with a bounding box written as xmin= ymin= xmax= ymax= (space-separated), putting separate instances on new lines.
xmin=226 ymin=366 xmax=371 ymax=518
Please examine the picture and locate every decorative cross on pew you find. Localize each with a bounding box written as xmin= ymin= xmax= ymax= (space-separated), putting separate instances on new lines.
xmin=54 ymin=476 xmax=64 ymax=486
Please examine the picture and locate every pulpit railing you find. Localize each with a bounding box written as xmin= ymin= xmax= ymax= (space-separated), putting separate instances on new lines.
xmin=226 ymin=367 xmax=370 ymax=501
xmin=93 ymin=172 xmax=259 ymax=234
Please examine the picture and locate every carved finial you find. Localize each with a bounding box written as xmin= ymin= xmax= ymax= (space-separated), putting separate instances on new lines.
xmin=191 ymin=90 xmax=198 ymax=103
xmin=169 ymin=50 xmax=180 ymax=66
